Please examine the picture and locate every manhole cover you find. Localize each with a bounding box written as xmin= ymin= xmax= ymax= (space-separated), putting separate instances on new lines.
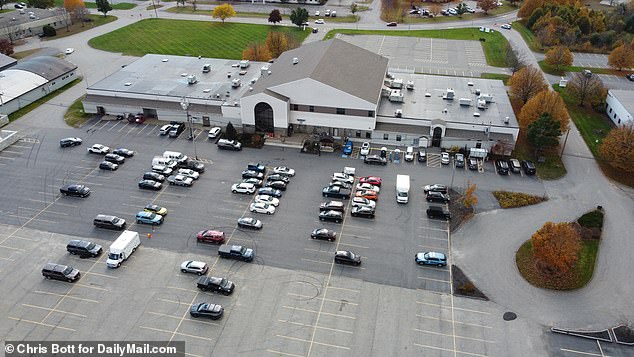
xmin=503 ymin=312 xmax=517 ymax=321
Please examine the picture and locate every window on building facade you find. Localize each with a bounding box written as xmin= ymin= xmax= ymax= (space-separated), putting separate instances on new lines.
xmin=609 ymin=108 xmax=612 ymax=113
xmin=337 ymin=108 xmax=345 ymax=115
xmin=383 ymin=134 xmax=389 ymax=140
xmin=368 ymin=111 xmax=374 ymax=117
xmin=366 ymin=132 xmax=371 ymax=139
xmin=309 ymin=106 xmax=314 ymax=112
xmin=396 ymin=135 xmax=402 ymax=141
xmin=292 ymin=104 xmax=298 ymax=111
xmin=355 ymin=131 xmax=361 ymax=138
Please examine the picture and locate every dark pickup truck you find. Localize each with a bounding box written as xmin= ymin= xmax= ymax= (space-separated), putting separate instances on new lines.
xmin=196 ymin=276 xmax=235 ymax=295
xmin=217 ymin=244 xmax=255 ymax=262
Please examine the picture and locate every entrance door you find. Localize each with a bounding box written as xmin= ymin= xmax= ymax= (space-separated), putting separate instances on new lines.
xmin=431 ymin=127 xmax=442 ymax=147
xmin=254 ymin=102 xmax=274 ymax=133
xmin=202 ymin=116 xmax=210 ymax=127
xmin=96 ymin=106 xmax=105 ymax=115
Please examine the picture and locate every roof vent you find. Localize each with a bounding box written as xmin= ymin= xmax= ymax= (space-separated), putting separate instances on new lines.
xmin=203 ymin=89 xmax=211 ymax=93
xmin=268 ymin=71 xmax=272 ymax=75
xmin=473 ymin=112 xmax=481 ymax=117
xmin=249 ymin=87 xmax=253 ymax=91
xmin=124 ymin=82 xmax=132 ymax=86
xmin=467 ymin=81 xmax=474 ymax=86
xmin=425 ymin=92 xmax=431 ymax=97
xmin=180 ymin=73 xmax=188 ymax=77
xmin=187 ymin=75 xmax=197 ymax=85
xmin=292 ymin=58 xmax=299 ymax=65
xmin=504 ymin=116 xmax=510 ymax=124
xmin=162 ymin=58 xmax=169 ymax=62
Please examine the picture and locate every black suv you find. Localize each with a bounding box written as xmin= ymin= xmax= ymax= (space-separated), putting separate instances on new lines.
xmin=495 ymin=159 xmax=509 ymax=175
xmin=60 ymin=137 xmax=82 ymax=147
xmin=67 ymin=240 xmax=103 ymax=258
xmin=521 ymin=160 xmax=536 ymax=175
xmin=143 ymin=172 xmax=165 ymax=182
xmin=181 ymin=160 xmax=205 ymax=173
xmin=322 ymin=186 xmax=351 ymax=199
xmin=426 ymin=191 xmax=450 ymax=203
xmin=319 ymin=210 xmax=344 ymax=223
xmin=320 ymin=201 xmax=345 ymax=212
xmin=60 ymin=184 xmax=90 ymax=197
xmin=169 ymin=123 xmax=185 ymax=138
xmin=42 ymin=263 xmax=80 ymax=282
xmin=334 ymin=251 xmax=361 ymax=266
xmin=364 ymin=155 xmax=387 ymax=165
xmin=426 ymin=206 xmax=451 ymax=220
xmin=104 ymin=153 xmax=125 ymax=164
xmin=351 ymin=206 xmax=375 ymax=218
xmin=311 ymin=228 xmax=337 ymax=242
xmin=196 ymin=276 xmax=235 ymax=295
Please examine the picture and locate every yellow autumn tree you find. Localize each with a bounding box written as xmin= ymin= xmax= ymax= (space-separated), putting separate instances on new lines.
xmin=544 ymin=46 xmax=573 ymax=72
xmin=242 ymin=42 xmax=271 ymax=62
xmin=212 ymin=4 xmax=236 ymax=23
xmin=599 ymin=124 xmax=634 ymax=173
xmin=519 ymin=90 xmax=570 ymax=131
xmin=508 ymin=65 xmax=548 ymax=105
xmin=531 ymin=222 xmax=581 ymax=275
xmin=608 ymin=44 xmax=634 ymax=71
xmin=265 ymin=32 xmax=288 ymax=59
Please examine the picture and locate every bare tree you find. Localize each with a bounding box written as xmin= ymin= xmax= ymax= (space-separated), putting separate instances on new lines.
xmin=505 ymin=43 xmax=526 ymax=74
xmin=1 ymin=21 xmax=21 ymax=44
xmin=566 ymin=72 xmax=607 ymax=107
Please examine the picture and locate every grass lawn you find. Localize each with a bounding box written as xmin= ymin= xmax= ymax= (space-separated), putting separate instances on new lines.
xmin=146 ymin=4 xmax=162 ymax=10
xmin=166 ymin=7 xmax=359 ymax=23
xmin=324 ymin=28 xmax=509 ymax=67
xmin=516 ymin=239 xmax=599 ymax=290
xmin=53 ymin=0 xmax=136 ymax=9
xmin=512 ymin=21 xmax=543 ymax=52
xmin=64 ymin=96 xmax=92 ymax=128
xmin=539 ymin=60 xmax=625 ymax=76
xmin=89 ymin=18 xmax=310 ymax=59
xmin=480 ymin=73 xmax=511 ymax=84
xmin=8 ymin=78 xmax=83 ymax=122
xmin=11 ymin=48 xmax=41 ymax=60
xmin=44 ymin=15 xmax=116 ymax=40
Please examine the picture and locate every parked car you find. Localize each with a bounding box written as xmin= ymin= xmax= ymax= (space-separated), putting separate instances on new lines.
xmin=423 ymin=184 xmax=448 ymax=194
xmin=426 ymin=206 xmax=451 ymax=220
xmin=626 ymin=74 xmax=634 ymax=82
xmin=190 ymin=302 xmax=223 ymax=319
xmin=311 ymin=228 xmax=337 ymax=242
xmin=104 ymin=153 xmax=125 ymax=164
xmin=159 ymin=124 xmax=173 ymax=135
xmin=334 ymin=251 xmax=361 ymax=265
xmin=356 ymin=183 xmax=380 ymax=193
xmin=247 ymin=162 xmax=266 ymax=173
xmin=521 ymin=160 xmax=536 ymax=175
xmin=42 ymin=263 xmax=80 ymax=282
xmin=144 ymin=204 xmax=167 ymax=216
xmin=331 ymin=172 xmax=354 ymax=184
xmin=232 ymin=183 xmax=256 ymax=194
xmin=143 ymin=172 xmax=165 ymax=182
xmin=180 ymin=261 xmax=209 ymax=275
xmin=112 ymin=148 xmax=134 ymax=157
xmin=242 ymin=178 xmax=263 ymax=187
xmin=329 ymin=181 xmax=351 ymax=189
xmin=360 ymin=142 xmax=371 ymax=156
xmin=64 ymin=48 xmax=75 ymax=55
xmin=322 ymin=186 xmax=351 ymax=199
xmin=355 ymin=190 xmax=378 ymax=201
xmin=441 ymin=152 xmax=450 ymax=165
xmin=386 ymin=22 xmax=397 ymax=26
xmin=237 ymin=217 xmax=263 ymax=229
xmin=343 ymin=140 xmax=353 ymax=155
xmin=181 ymin=160 xmax=205 ymax=173
xmin=99 ymin=161 xmax=118 ymax=171
xmin=320 ymin=201 xmax=345 ymax=212
xmin=319 ymin=210 xmax=344 ymax=223
xmin=249 ymin=202 xmax=276 ymax=215
xmin=66 ymin=240 xmax=102 ymax=258
xmin=169 ymin=123 xmax=185 ymax=138
xmin=177 ymin=168 xmax=199 ymax=180
xmin=151 ymin=164 xmax=173 ymax=175
xmin=258 ymin=187 xmax=282 ymax=198
xmin=426 ymin=191 xmax=450 ymax=203
xmin=196 ymin=276 xmax=234 ymax=295
xmin=208 ymin=127 xmax=221 ymax=139
xmin=197 ymin=230 xmax=225 ymax=244
xmin=351 ymin=206 xmax=375 ymax=218
xmin=242 ymin=170 xmax=264 ymax=180
xmin=135 ymin=211 xmax=163 ymax=225
xmin=351 ymin=197 xmax=376 ymax=209
xmin=60 ymin=184 xmax=90 ymax=197
xmin=364 ymin=155 xmax=387 ymax=165
xmin=359 ymin=176 xmax=382 ymax=186
xmin=415 ymin=252 xmax=447 ymax=267
xmin=315 ymin=19 xmax=325 ymax=24
xmin=468 ymin=157 xmax=478 ymax=170
xmin=404 ymin=146 xmax=415 ymax=162
xmin=60 ymin=137 xmax=82 ymax=147
xmin=266 ymin=174 xmax=289 ymax=183
xmin=455 ymin=153 xmax=465 ymax=168
xmin=264 ymin=180 xmax=287 ymax=191
xmin=501 ymin=23 xmax=512 ymax=29
xmin=167 ymin=174 xmax=193 ymax=187
xmin=272 ymin=166 xmax=295 ymax=176
xmin=87 ymin=144 xmax=110 ymax=154
xmin=495 ymin=159 xmax=510 ymax=175
xmin=217 ymin=139 xmax=242 ymax=151
xmin=508 ymin=159 xmax=521 ymax=174
xmin=255 ymin=194 xmax=279 ymax=207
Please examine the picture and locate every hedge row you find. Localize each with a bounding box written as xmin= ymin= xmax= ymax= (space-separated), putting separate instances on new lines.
xmin=493 ymin=191 xmax=547 ymax=209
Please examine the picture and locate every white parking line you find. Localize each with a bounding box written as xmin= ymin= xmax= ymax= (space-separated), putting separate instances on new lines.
xmin=22 ymin=304 xmax=87 ymax=318
xmin=159 ymin=298 xmax=191 ymax=306
xmin=276 ymin=335 xmax=350 ymax=350
xmin=282 ymin=306 xmax=356 ymax=319
xmin=559 ymin=348 xmax=603 ymax=356
xmin=139 ymin=326 xmax=214 ymax=341
xmin=417 ymin=276 xmax=450 ymax=283
xmin=304 ymin=248 xmax=334 ymax=254
xmin=327 ymin=286 xmax=360 ymax=293
xmin=339 ymin=233 xmax=371 ymax=240
xmin=8 ymin=317 xmax=76 ymax=331
xmin=99 ymin=121 xmax=110 ymax=130
xmin=287 ymin=293 xmax=359 ymax=306
xmin=301 ymin=258 xmax=331 ymax=265
xmin=337 ymin=242 xmax=369 ymax=249
xmin=413 ymin=328 xmax=496 ymax=343
xmin=108 ymin=122 xmax=121 ymax=132
xmin=416 ymin=314 xmax=492 ymax=328
xmin=278 ymin=319 xmax=353 ymax=334
xmin=266 ymin=349 xmax=304 ymax=357
xmin=418 ymin=244 xmax=447 ymax=250
xmin=7 ymin=215 xmax=56 ymax=224
xmin=117 ymin=122 xmax=130 ymax=132
xmin=413 ymin=343 xmax=486 ymax=357
xmin=147 ymin=311 xmax=219 ymax=327
xmin=84 ymin=271 xmax=118 ymax=279
xmin=75 ymin=283 xmax=109 ymax=291
xmin=0 ymin=244 xmax=24 ymax=251
xmin=167 ymin=286 xmax=196 ymax=293
xmin=137 ymin=124 xmax=150 ymax=135
xmin=0 ymin=256 xmax=14 ymax=261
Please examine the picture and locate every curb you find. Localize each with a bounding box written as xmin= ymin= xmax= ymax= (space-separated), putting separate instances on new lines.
xmin=264 ymin=142 xmax=303 ymax=149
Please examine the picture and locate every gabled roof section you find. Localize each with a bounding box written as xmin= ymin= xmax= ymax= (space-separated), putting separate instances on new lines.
xmin=12 ymin=56 xmax=76 ymax=80
xmin=247 ymin=39 xmax=388 ymax=105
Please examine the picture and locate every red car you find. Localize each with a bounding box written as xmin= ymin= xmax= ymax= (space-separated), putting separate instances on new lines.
xmin=359 ymin=176 xmax=382 ymax=186
xmin=355 ymin=190 xmax=378 ymax=201
xmin=196 ymin=230 xmax=225 ymax=244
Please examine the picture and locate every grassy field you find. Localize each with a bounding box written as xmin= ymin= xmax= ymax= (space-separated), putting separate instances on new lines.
xmin=516 ymin=239 xmax=599 ymax=290
xmin=480 ymin=73 xmax=511 ymax=84
xmin=166 ymin=7 xmax=359 ymax=23
xmin=64 ymin=96 xmax=92 ymax=128
xmin=89 ymin=18 xmax=310 ymax=59
xmin=53 ymin=0 xmax=136 ymax=9
xmin=324 ymin=28 xmax=510 ymax=67
xmin=44 ymin=15 xmax=116 ymax=40
xmin=9 ymin=78 xmax=83 ymax=122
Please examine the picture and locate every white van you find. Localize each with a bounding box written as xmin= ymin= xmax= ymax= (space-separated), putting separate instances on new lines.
xmin=163 ymin=151 xmax=188 ymax=164
xmin=159 ymin=124 xmax=172 ymax=135
xmin=152 ymin=156 xmax=177 ymax=168
xmin=106 ymin=230 xmax=140 ymax=268
xmin=404 ymin=146 xmax=414 ymax=162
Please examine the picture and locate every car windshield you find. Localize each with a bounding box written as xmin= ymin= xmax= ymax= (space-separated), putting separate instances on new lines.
xmin=86 ymin=243 xmax=96 ymax=250
xmin=62 ymin=267 xmax=73 ymax=275
xmin=108 ymin=253 xmax=120 ymax=260
xmin=147 ymin=213 xmax=156 ymax=219
xmin=347 ymin=252 xmax=356 ymax=259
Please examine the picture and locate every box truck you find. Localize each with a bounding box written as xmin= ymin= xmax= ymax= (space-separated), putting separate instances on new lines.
xmin=396 ymin=174 xmax=410 ymax=204
xmin=106 ymin=230 xmax=140 ymax=268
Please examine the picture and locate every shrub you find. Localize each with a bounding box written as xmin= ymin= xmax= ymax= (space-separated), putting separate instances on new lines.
xmin=492 ymin=191 xmax=547 ymax=208
xmin=577 ymin=209 xmax=604 ymax=229
xmin=43 ymin=25 xmax=56 ymax=37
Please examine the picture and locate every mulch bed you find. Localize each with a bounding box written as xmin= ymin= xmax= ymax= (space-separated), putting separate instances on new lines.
xmin=452 ymin=265 xmax=488 ymax=300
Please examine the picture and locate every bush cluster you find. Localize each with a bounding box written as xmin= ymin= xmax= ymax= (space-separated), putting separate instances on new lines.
xmin=577 ymin=210 xmax=604 ymax=229
xmin=493 ymin=190 xmax=547 ymax=208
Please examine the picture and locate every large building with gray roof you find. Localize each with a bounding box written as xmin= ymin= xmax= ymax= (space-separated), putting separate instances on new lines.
xmin=605 ymin=89 xmax=634 ymax=126
xmin=83 ymin=39 xmax=519 ymax=154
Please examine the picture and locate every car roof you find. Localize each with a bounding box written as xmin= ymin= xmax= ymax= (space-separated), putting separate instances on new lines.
xmin=426 ymin=252 xmax=446 ymax=259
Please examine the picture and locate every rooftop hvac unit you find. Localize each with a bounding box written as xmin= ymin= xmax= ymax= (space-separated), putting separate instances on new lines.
xmin=215 ymin=93 xmax=221 ymax=98
xmin=477 ymin=99 xmax=487 ymax=109
xmin=444 ymin=88 xmax=455 ymax=100
xmin=459 ymin=98 xmax=471 ymax=106
xmin=292 ymin=57 xmax=299 ymax=65
xmin=391 ymin=78 xmax=403 ymax=89
xmin=187 ymin=75 xmax=197 ymax=85
xmin=406 ymin=81 xmax=415 ymax=90
xmin=479 ymin=93 xmax=493 ymax=102
xmin=467 ymin=81 xmax=474 ymax=86
xmin=504 ymin=116 xmax=510 ymax=124
xmin=389 ymin=90 xmax=404 ymax=102
xmin=180 ymin=73 xmax=188 ymax=77
xmin=260 ymin=65 xmax=270 ymax=75
xmin=239 ymin=60 xmax=250 ymax=69
xmin=473 ymin=112 xmax=481 ymax=117
xmin=231 ymin=78 xmax=241 ymax=88
xmin=475 ymin=88 xmax=481 ymax=95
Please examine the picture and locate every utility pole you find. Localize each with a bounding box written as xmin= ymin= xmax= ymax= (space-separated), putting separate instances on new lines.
xmin=180 ymin=97 xmax=198 ymax=160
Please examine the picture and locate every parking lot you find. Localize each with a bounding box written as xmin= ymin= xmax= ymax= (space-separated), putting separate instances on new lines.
xmin=0 ymin=119 xmax=548 ymax=356
xmin=336 ymin=35 xmax=505 ymax=77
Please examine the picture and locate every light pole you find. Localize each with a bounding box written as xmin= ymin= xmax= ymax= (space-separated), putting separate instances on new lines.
xmin=180 ymin=97 xmax=198 ymax=160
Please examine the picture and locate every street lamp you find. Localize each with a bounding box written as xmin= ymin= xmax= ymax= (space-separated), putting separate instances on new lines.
xmin=180 ymin=97 xmax=198 ymax=160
